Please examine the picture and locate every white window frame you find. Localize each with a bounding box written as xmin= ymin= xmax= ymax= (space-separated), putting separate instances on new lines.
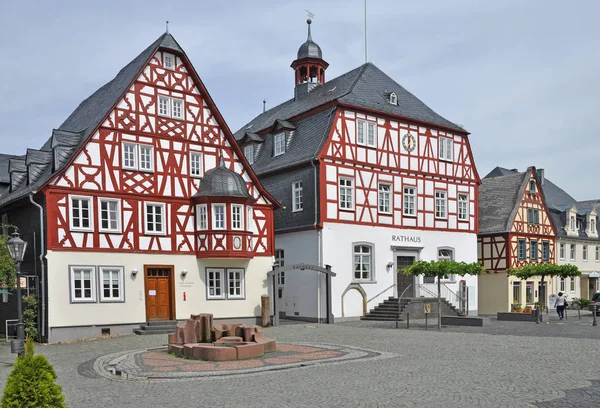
xmin=70 ymin=266 xmax=96 ymax=303
xmin=560 ymin=277 xmax=565 ymax=292
xmin=171 ymin=98 xmax=184 ymax=120
xmin=438 ymin=247 xmax=455 ymax=281
xmin=292 ymin=181 xmax=303 ymax=212
xmin=206 ymin=268 xmax=225 ymax=300
xmin=189 ymin=151 xmax=203 ymax=178
xmin=246 ymin=206 xmax=253 ymax=231
xmin=138 ymin=144 xmax=154 ymax=172
xmin=378 ymin=183 xmax=392 ymax=214
xmin=389 ymin=92 xmax=398 ymax=105
xmin=529 ymin=180 xmax=536 ymax=194
xmin=353 ymin=243 xmax=373 ymax=282
xmin=69 ymin=195 xmax=93 ymax=232
xmin=98 ymin=266 xmax=124 ymax=302
xmin=570 ymin=244 xmax=576 ymax=261
xmin=158 ymin=95 xmax=170 ymax=117
xmin=212 ymin=204 xmax=226 ymax=230
xmin=403 ymin=186 xmax=416 ymax=216
xmin=596 ymin=246 xmax=599 ymax=262
xmin=559 ymin=243 xmax=565 ymax=260
xmin=231 ymin=204 xmax=244 ymax=230
xmin=145 ymin=202 xmax=166 ymax=235
xmin=591 ymin=217 xmax=597 ymax=233
xmin=98 ymin=198 xmax=121 ymax=233
xmin=570 ymin=215 xmax=576 ymax=231
xmin=196 ymin=204 xmax=207 ymax=230
xmin=570 ymin=277 xmax=575 ymax=292
xmin=435 ymin=191 xmax=447 ymax=219
xmin=122 ymin=142 xmax=138 ymax=170
xmin=439 ymin=137 xmax=453 ymax=161
xmin=227 ymin=268 xmax=245 ymax=299
xmin=339 ymin=178 xmax=354 ymax=210
xmin=163 ymin=52 xmax=175 ymax=70
xmin=244 ymin=144 xmax=254 ymax=165
xmin=274 ymin=133 xmax=286 ymax=156
xmin=367 ymin=122 xmax=376 ymax=147
xmin=583 ymin=245 xmax=588 ymax=261
xmin=357 ymin=120 xmax=365 ymax=145
xmin=458 ymin=193 xmax=469 ymax=221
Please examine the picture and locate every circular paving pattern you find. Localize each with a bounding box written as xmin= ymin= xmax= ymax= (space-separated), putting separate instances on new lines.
xmin=89 ymin=342 xmax=398 ymax=381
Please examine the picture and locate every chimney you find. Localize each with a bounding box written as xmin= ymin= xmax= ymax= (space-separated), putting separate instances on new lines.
xmin=536 ymin=168 xmax=545 ymax=186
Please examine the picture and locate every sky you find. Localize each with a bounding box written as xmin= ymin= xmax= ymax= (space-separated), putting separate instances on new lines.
xmin=1 ymin=0 xmax=599 ymax=199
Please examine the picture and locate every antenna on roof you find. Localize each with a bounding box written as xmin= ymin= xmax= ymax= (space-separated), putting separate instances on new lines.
xmin=364 ymin=0 xmax=368 ymax=63
xmin=166 ymin=20 xmax=169 ymax=34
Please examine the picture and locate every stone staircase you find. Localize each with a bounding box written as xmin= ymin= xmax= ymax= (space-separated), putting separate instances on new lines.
xmin=361 ymin=297 xmax=460 ymax=321
xmin=134 ymin=320 xmax=178 ymax=335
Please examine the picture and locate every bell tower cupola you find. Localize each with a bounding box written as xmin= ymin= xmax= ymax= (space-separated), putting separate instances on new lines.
xmin=291 ymin=18 xmax=329 ymax=99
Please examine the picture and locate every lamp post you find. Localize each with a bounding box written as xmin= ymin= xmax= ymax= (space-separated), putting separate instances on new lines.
xmin=6 ymin=231 xmax=27 ymax=357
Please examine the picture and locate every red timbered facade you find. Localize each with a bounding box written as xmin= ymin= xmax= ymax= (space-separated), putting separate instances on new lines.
xmin=478 ymin=167 xmax=556 ymax=313
xmin=235 ymin=19 xmax=482 ymax=321
xmin=0 ymin=33 xmax=278 ymax=342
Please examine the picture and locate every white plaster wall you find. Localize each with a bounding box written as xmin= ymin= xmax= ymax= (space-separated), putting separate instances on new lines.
xmin=272 ymin=230 xmax=321 ymax=319
xmin=555 ymin=239 xmax=600 ymax=300
xmin=321 ymin=223 xmax=479 ymax=318
xmin=46 ymin=251 xmax=271 ymax=329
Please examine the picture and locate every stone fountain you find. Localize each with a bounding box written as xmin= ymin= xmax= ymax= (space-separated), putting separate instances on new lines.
xmin=168 ymin=313 xmax=276 ymax=361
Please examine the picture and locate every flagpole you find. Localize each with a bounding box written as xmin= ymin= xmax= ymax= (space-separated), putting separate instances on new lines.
xmin=364 ymin=0 xmax=368 ymax=63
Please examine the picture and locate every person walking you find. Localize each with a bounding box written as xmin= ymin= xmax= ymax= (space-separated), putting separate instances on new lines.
xmin=556 ymin=292 xmax=567 ymax=320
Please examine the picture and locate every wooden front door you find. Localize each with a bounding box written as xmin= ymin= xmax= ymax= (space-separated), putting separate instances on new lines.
xmin=145 ymin=266 xmax=174 ymax=321
xmin=397 ymin=256 xmax=416 ymax=298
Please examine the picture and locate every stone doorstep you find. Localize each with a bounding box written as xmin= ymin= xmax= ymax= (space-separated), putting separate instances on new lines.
xmin=233 ymin=342 xmax=265 ymax=359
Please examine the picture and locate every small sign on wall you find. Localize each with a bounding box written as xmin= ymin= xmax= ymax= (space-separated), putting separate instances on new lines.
xmin=149 ymin=290 xmax=157 ymax=296
xmin=424 ymin=303 xmax=431 ymax=314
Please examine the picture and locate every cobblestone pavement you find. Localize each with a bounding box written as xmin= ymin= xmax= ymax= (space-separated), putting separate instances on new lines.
xmin=1 ymin=315 xmax=599 ymax=408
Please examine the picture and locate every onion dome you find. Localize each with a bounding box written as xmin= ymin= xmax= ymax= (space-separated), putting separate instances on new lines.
xmin=296 ymin=19 xmax=322 ymax=60
xmin=193 ymin=156 xmax=253 ymax=199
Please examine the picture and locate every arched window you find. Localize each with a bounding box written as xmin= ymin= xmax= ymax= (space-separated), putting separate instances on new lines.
xmin=309 ymin=66 xmax=319 ymax=83
xmin=353 ymin=243 xmax=374 ymax=281
xmin=425 ymin=247 xmax=454 ymax=283
xmin=389 ymin=92 xmax=398 ymax=105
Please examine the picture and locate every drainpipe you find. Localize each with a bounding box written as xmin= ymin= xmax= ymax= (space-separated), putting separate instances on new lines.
xmin=311 ymin=159 xmax=322 ymax=322
xmin=29 ymin=193 xmax=46 ymax=340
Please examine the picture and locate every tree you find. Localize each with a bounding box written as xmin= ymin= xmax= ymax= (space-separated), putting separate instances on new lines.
xmin=1 ymin=338 xmax=66 ymax=408
xmin=508 ymin=263 xmax=580 ymax=309
xmin=0 ymin=234 xmax=16 ymax=291
xmin=401 ymin=261 xmax=484 ymax=330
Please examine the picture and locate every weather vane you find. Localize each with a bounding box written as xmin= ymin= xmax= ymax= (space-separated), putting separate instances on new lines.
xmin=305 ymin=9 xmax=314 ymax=21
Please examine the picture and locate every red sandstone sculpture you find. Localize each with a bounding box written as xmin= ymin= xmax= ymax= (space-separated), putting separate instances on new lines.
xmin=168 ymin=313 xmax=277 ymax=361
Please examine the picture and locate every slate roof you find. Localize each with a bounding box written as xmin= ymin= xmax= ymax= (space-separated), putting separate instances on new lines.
xmin=193 ymin=158 xmax=253 ymax=199
xmin=0 ymin=33 xmax=182 ymax=207
xmin=478 ymin=170 xmax=529 ymax=234
xmin=235 ymin=63 xmax=465 ymax=175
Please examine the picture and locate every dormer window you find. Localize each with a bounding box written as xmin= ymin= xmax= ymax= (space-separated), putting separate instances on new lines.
xmin=591 ymin=218 xmax=597 ymax=234
xmin=529 ymin=180 xmax=536 ymax=193
xmin=274 ymin=133 xmax=286 ymax=156
xmin=389 ymin=92 xmax=398 ymax=105
xmin=244 ymin=144 xmax=255 ymax=164
xmin=570 ymin=215 xmax=576 ymax=231
xmin=163 ymin=52 xmax=175 ymax=70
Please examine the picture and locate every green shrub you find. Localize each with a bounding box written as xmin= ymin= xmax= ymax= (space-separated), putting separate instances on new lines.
xmin=1 ymin=338 xmax=66 ymax=408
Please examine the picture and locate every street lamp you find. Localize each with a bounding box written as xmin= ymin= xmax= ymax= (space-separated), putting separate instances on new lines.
xmin=6 ymin=231 xmax=27 ymax=357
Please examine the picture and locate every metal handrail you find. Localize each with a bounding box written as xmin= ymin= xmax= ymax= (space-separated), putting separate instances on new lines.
xmin=415 ymin=284 xmax=438 ymax=298
xmin=398 ymin=284 xmax=414 ymax=302
xmin=366 ymin=284 xmax=396 ymax=304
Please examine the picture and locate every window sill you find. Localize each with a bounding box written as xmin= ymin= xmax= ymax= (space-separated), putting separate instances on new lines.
xmin=145 ymin=231 xmax=167 ymax=236
xmin=70 ymin=228 xmax=93 ymax=233
xmin=352 ymin=280 xmax=377 ymax=284
xmin=434 ymin=217 xmax=448 ymax=221
xmin=206 ymin=297 xmax=227 ymax=301
xmin=190 ymin=174 xmax=203 ymax=179
xmin=99 ymin=229 xmax=122 ymax=235
xmin=378 ymin=211 xmax=392 ymax=216
xmin=99 ymin=299 xmax=125 ymax=303
xmin=439 ymin=158 xmax=454 ymax=163
xmin=458 ymin=219 xmax=469 ymax=223
xmin=71 ymin=299 xmax=97 ymax=304
xmin=403 ymin=213 xmax=417 ymax=218
xmin=339 ymin=207 xmax=355 ymax=212
xmin=292 ymin=209 xmax=304 ymax=213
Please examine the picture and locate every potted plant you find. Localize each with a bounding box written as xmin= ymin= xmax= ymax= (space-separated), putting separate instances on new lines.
xmin=512 ymin=302 xmax=522 ymax=313
xmin=524 ymin=305 xmax=533 ymax=314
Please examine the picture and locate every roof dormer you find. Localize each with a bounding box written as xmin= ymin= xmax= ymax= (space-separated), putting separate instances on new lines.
xmin=587 ymin=210 xmax=598 ymax=238
xmin=566 ymin=206 xmax=579 ymax=237
xmin=389 ymin=92 xmax=398 ymax=105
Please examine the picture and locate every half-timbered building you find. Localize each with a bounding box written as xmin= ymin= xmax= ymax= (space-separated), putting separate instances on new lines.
xmin=235 ymin=20 xmax=481 ymax=321
xmin=478 ymin=167 xmax=556 ymax=314
xmin=0 ymin=33 xmax=278 ymax=342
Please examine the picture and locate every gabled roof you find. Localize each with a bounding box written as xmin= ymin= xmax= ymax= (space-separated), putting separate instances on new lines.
xmin=478 ymin=170 xmax=529 ymax=234
xmin=235 ymin=62 xmax=464 ymax=141
xmin=0 ymin=33 xmax=279 ymax=209
xmin=0 ymin=33 xmax=180 ymax=207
